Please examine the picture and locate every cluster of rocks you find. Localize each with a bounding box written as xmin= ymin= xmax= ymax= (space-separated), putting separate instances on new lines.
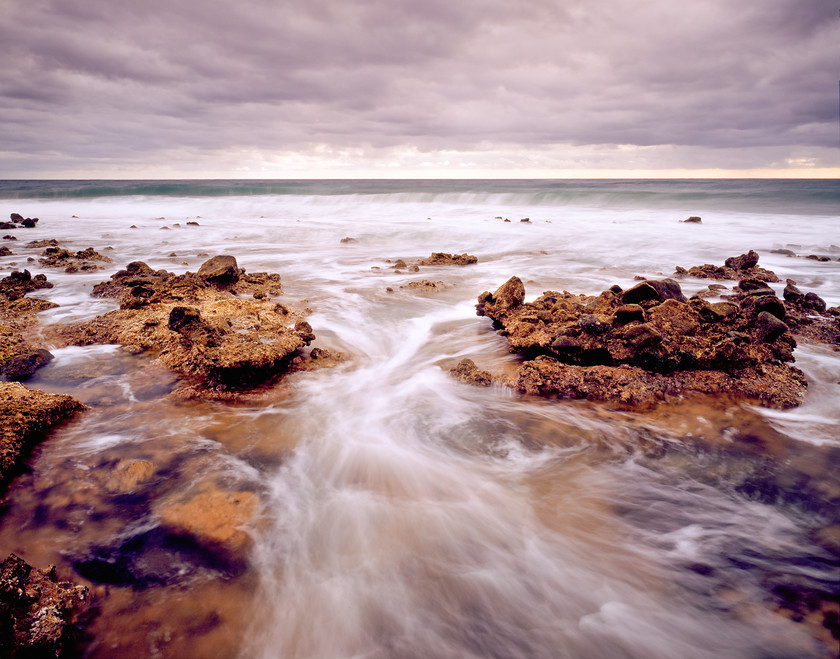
xmin=0 ymin=553 xmax=89 ymax=658
xmin=462 ymin=251 xmax=838 ymax=409
xmin=0 ymin=213 xmax=38 ymax=230
xmin=1 ymin=270 xmax=58 ymax=382
xmin=54 ymin=256 xmax=318 ymax=392
xmin=771 ymin=244 xmax=840 ymax=262
xmin=38 ymin=245 xmax=112 ymax=272
xmin=673 ymin=250 xmax=778 ymax=282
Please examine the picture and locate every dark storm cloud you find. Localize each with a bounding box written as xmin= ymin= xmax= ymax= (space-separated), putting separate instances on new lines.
xmin=0 ymin=0 xmax=835 ymax=175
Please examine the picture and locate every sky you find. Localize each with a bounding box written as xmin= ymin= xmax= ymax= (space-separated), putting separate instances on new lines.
xmin=0 ymin=0 xmax=837 ymax=179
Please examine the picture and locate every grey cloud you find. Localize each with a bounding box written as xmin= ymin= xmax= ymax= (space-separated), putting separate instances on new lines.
xmin=0 ymin=0 xmax=836 ymax=175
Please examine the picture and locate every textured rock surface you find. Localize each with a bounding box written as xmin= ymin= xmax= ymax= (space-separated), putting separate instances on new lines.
xmin=0 ymin=383 xmax=85 ymax=488
xmin=474 ymin=275 xmax=809 ymax=409
xmin=0 ymin=554 xmax=89 ymax=658
xmin=54 ymin=256 xmax=313 ymax=391
xmin=673 ymin=250 xmax=779 ymax=282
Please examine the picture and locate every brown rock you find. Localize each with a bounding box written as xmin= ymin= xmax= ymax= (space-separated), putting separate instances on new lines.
xmin=449 ymin=358 xmax=493 ymax=386
xmin=0 ymin=553 xmax=89 ymax=657
xmin=417 ymin=252 xmax=478 ymax=266
xmin=0 ymin=383 xmax=84 ymax=489
xmin=197 ymin=255 xmax=240 ymax=286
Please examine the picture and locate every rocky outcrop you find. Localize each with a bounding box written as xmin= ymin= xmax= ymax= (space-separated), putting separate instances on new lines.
xmin=38 ymin=246 xmax=112 ymax=272
xmin=449 ymin=358 xmax=492 ymax=386
xmin=474 ymin=275 xmax=808 ymax=409
xmin=0 ymin=554 xmax=89 ymax=658
xmin=0 ymin=383 xmax=85 ymax=488
xmin=417 ymin=252 xmax=478 ymax=266
xmin=674 ymin=250 xmax=779 ymax=282
xmin=55 ymin=256 xmax=314 ymax=391
xmin=1 ymin=272 xmax=58 ymax=382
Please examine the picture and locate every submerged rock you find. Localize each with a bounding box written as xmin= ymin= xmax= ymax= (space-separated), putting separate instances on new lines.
xmin=38 ymin=245 xmax=112 ymax=272
xmin=449 ymin=358 xmax=493 ymax=386
xmin=473 ymin=275 xmax=809 ymax=409
xmin=417 ymin=252 xmax=478 ymax=266
xmin=0 ymin=553 xmax=90 ymax=657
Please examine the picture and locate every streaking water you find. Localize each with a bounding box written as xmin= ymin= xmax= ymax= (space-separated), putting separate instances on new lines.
xmin=0 ymin=179 xmax=837 ymax=658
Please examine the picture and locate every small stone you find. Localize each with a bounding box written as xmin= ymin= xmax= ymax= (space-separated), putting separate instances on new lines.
xmin=755 ymin=311 xmax=788 ymax=342
xmin=623 ymin=323 xmax=662 ymax=349
xmin=683 ymin=216 xmax=702 ymax=223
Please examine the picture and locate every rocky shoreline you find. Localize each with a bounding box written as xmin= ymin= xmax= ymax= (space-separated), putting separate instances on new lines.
xmin=0 ymin=217 xmax=838 ymax=654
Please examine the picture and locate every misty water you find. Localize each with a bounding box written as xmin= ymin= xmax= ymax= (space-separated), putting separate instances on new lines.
xmin=0 ymin=180 xmax=838 ymax=657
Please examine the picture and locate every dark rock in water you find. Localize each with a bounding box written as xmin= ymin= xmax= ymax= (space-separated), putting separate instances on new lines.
xmin=0 ymin=246 xmax=11 ymax=256
xmin=0 ymin=348 xmax=53 ymax=381
xmin=186 ymin=221 xmax=200 ymax=226
xmin=783 ymin=283 xmax=804 ymax=304
xmin=9 ymin=213 xmax=23 ymax=223
xmin=339 ymin=237 xmax=357 ymax=243
xmin=806 ymin=254 xmax=831 ymax=262
xmin=197 ymin=255 xmax=240 ymax=286
xmin=0 ymin=222 xmax=14 ymax=230
xmin=622 ymin=279 xmax=686 ymax=305
xmin=755 ymin=311 xmax=788 ymax=342
xmin=520 ymin=218 xmax=530 ymax=223
xmin=2 ymin=235 xmax=16 ymax=240
xmin=21 ymin=218 xmax=37 ymax=228
xmin=804 ymin=292 xmax=827 ymax=313
xmin=449 ymin=358 xmax=492 ymax=386
xmin=771 ymin=248 xmax=796 ymax=256
xmin=477 ymin=276 xmax=525 ymax=315
xmin=737 ymin=279 xmax=775 ymax=296
xmin=725 ymin=250 xmax=760 ymax=270
xmin=683 ymin=216 xmax=702 ymax=223
xmin=754 ymin=296 xmax=786 ymax=320
xmin=608 ymin=284 xmax=623 ymax=294
xmin=0 ymin=553 xmax=90 ymax=657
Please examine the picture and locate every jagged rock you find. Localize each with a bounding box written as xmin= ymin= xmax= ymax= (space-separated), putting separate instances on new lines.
xmin=9 ymin=214 xmax=23 ymax=223
xmin=197 ymin=255 xmax=240 ymax=286
xmin=38 ymin=246 xmax=112 ymax=271
xmin=449 ymin=358 xmax=493 ymax=386
xmin=0 ymin=246 xmax=12 ymax=256
xmin=475 ymin=276 xmax=808 ymax=409
xmin=0 ymin=270 xmax=53 ymax=300
xmin=674 ymin=251 xmax=779 ymax=283
xmin=417 ymin=252 xmax=478 ymax=266
xmin=0 ymin=383 xmax=84 ymax=488
xmin=0 ymin=554 xmax=89 ymax=658
xmin=54 ymin=260 xmax=312 ymax=392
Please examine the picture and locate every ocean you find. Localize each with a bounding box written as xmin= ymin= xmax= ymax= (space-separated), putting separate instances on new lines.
xmin=0 ymin=178 xmax=838 ymax=657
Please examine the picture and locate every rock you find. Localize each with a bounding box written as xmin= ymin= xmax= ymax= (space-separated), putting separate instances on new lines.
xmin=783 ymin=283 xmax=804 ymax=304
xmin=806 ymin=254 xmax=831 ymax=262
xmin=613 ymin=304 xmax=645 ymax=325
xmin=0 ymin=553 xmax=89 ymax=657
xmin=340 ymin=237 xmax=357 ymax=243
xmin=477 ymin=276 xmax=525 ymax=316
xmin=683 ymin=216 xmax=702 ymax=223
xmin=622 ymin=279 xmax=686 ymax=305
xmin=449 ymin=358 xmax=492 ymax=386
xmin=0 ymin=348 xmax=53 ymax=381
xmin=106 ymin=459 xmax=155 ymax=494
xmin=155 ymin=483 xmax=258 ymax=557
xmin=725 ymin=250 xmax=760 ymax=270
xmin=804 ymin=292 xmax=827 ymax=313
xmin=197 ymin=255 xmax=240 ymax=286
xmin=186 ymin=221 xmax=200 ymax=226
xmin=675 ymin=251 xmax=778 ymax=283
xmin=0 ymin=383 xmax=84 ymax=488
xmin=9 ymin=213 xmax=24 ymax=223
xmin=393 ymin=259 xmax=407 ymax=269
xmin=475 ymin=276 xmax=808 ymax=409
xmin=771 ymin=248 xmax=796 ymax=256
xmin=417 ymin=252 xmax=478 ymax=266
xmin=755 ymin=311 xmax=788 ymax=342
xmin=3 ymin=236 xmax=16 ymax=241
xmin=0 ymin=223 xmax=14 ymax=231
xmin=54 ymin=260 xmax=312 ymax=393
xmin=520 ymin=218 xmax=530 ymax=223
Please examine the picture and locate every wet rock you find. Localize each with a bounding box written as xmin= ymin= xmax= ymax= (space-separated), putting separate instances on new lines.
xmin=393 ymin=259 xmax=407 ymax=269
xmin=682 ymin=216 xmax=702 ymax=223
xmin=38 ymin=246 xmax=112 ymax=271
xmin=155 ymin=483 xmax=258 ymax=558
xmin=674 ymin=251 xmax=779 ymax=283
xmin=771 ymin=248 xmax=796 ymax=256
xmin=476 ymin=276 xmax=808 ymax=409
xmin=20 ymin=218 xmax=37 ymax=228
xmin=0 ymin=270 xmax=53 ymax=299
xmin=0 ymin=553 xmax=89 ymax=658
xmin=783 ymin=283 xmax=804 ymax=304
xmin=417 ymin=252 xmax=478 ymax=266
xmin=9 ymin=213 xmax=24 ymax=223
xmin=755 ymin=312 xmax=788 ymax=342
xmin=622 ymin=279 xmax=686 ymax=305
xmin=339 ymin=237 xmax=357 ymax=244
xmin=0 ymin=348 xmax=53 ymax=381
xmin=806 ymin=254 xmax=831 ymax=262
xmin=449 ymin=358 xmax=492 ymax=386
xmin=54 ymin=260 xmax=312 ymax=393
xmin=105 ymin=459 xmax=155 ymax=494
xmin=197 ymin=255 xmax=240 ymax=287
xmin=0 ymin=383 xmax=84 ymax=488
xmin=804 ymin=292 xmax=827 ymax=313
xmin=0 ymin=246 xmax=12 ymax=256
xmin=3 ymin=236 xmax=16 ymax=241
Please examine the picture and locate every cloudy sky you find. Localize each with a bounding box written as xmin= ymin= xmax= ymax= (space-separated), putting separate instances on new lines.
xmin=1 ymin=0 xmax=836 ymax=178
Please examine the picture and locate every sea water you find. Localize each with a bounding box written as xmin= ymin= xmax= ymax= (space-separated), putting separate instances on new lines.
xmin=0 ymin=179 xmax=838 ymax=657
